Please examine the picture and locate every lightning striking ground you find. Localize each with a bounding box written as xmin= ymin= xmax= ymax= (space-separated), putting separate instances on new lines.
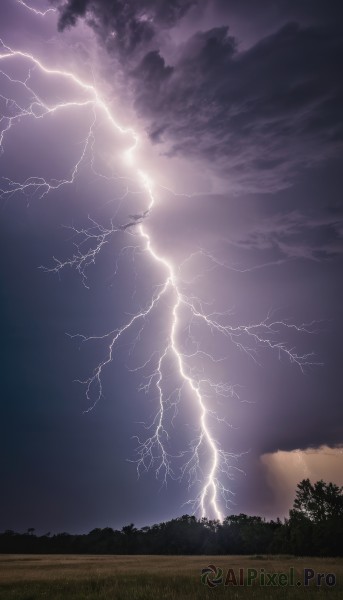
xmin=0 ymin=15 xmax=319 ymax=520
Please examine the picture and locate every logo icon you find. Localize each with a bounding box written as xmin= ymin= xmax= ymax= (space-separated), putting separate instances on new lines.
xmin=201 ymin=564 xmax=223 ymax=587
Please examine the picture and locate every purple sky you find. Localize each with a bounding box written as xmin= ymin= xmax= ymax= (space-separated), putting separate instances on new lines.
xmin=0 ymin=0 xmax=342 ymax=533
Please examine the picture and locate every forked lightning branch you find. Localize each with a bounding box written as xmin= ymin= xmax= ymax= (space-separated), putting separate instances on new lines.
xmin=0 ymin=27 xmax=318 ymax=520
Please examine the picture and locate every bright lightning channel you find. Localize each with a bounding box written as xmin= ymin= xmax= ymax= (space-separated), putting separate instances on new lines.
xmin=0 ymin=27 xmax=319 ymax=520
xmin=16 ymin=0 xmax=57 ymax=17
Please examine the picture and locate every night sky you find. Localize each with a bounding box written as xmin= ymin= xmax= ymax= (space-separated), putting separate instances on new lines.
xmin=0 ymin=0 xmax=342 ymax=534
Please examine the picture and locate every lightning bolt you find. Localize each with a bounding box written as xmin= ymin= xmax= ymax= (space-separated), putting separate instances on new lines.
xmin=0 ymin=14 xmax=320 ymax=520
xmin=16 ymin=0 xmax=57 ymax=17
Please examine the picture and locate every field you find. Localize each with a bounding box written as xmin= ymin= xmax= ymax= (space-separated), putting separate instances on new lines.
xmin=0 ymin=554 xmax=342 ymax=599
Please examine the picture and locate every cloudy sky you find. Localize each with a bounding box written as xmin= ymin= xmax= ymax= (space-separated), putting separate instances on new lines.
xmin=0 ymin=0 xmax=342 ymax=533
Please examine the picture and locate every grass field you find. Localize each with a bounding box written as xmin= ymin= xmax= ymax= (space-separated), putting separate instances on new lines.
xmin=0 ymin=554 xmax=342 ymax=599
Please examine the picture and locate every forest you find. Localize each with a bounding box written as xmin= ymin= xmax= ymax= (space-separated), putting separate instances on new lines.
xmin=1 ymin=480 xmax=342 ymax=556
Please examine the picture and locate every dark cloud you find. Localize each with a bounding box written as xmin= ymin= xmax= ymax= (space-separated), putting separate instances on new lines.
xmin=234 ymin=207 xmax=343 ymax=260
xmin=213 ymin=0 xmax=343 ymax=26
xmin=57 ymin=0 xmax=89 ymax=30
xmin=56 ymin=0 xmax=196 ymax=58
xmin=132 ymin=50 xmax=173 ymax=84
xmin=55 ymin=1 xmax=343 ymax=192
xmin=136 ymin=22 xmax=343 ymax=192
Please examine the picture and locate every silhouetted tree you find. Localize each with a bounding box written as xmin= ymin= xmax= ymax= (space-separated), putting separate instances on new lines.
xmin=291 ymin=479 xmax=343 ymax=522
xmin=287 ymin=479 xmax=343 ymax=556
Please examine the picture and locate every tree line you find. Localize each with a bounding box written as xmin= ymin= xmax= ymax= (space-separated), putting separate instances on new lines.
xmin=1 ymin=480 xmax=342 ymax=556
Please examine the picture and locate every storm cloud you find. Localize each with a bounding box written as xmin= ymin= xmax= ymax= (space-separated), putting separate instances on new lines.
xmin=233 ymin=206 xmax=343 ymax=261
xmin=55 ymin=0 xmax=343 ymax=192
xmin=56 ymin=0 xmax=196 ymax=56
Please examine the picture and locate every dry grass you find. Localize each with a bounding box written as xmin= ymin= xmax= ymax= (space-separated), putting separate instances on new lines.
xmin=0 ymin=554 xmax=342 ymax=599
